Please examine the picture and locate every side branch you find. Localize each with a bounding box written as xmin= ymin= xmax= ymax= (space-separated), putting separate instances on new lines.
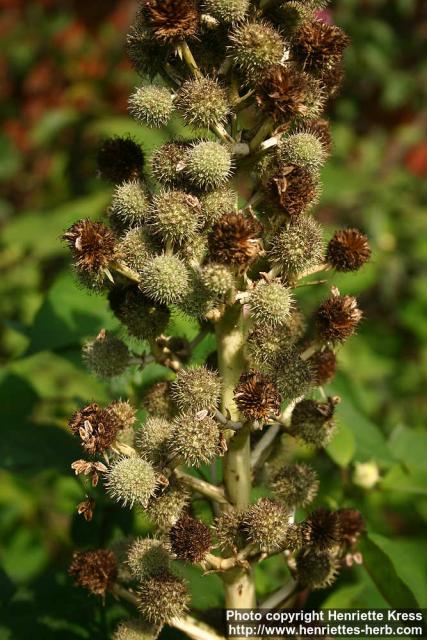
xmin=174 ymin=469 xmax=231 ymax=506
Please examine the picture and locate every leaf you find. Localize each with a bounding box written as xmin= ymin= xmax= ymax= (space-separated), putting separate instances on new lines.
xmin=326 ymin=420 xmax=356 ymax=467
xmin=388 ymin=425 xmax=427 ymax=470
xmin=26 ymin=273 xmax=118 ymax=355
xmin=360 ymin=532 xmax=426 ymax=608
xmin=381 ymin=464 xmax=427 ymax=495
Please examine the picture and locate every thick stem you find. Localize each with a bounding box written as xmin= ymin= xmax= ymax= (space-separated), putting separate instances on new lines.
xmin=215 ymin=304 xmax=256 ymax=608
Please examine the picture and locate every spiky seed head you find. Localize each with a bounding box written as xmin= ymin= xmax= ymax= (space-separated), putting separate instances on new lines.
xmin=129 ymin=86 xmax=174 ymax=128
xmin=109 ymin=180 xmax=150 ymax=231
xmin=248 ymin=280 xmax=293 ymax=327
xmin=135 ymin=417 xmax=173 ymax=466
xmin=109 ymin=285 xmax=170 ymax=341
xmin=97 ymin=136 xmax=144 ymax=184
xmin=113 ymin=619 xmax=161 ymax=640
xmin=246 ymin=311 xmax=306 ymax=369
xmin=146 ymin=480 xmax=190 ymax=530
xmin=62 ymin=219 xmax=116 ymax=275
xmin=176 ymin=77 xmax=230 ymax=129
xmin=279 ymin=131 xmax=327 ymax=172
xmin=108 ymin=400 xmax=137 ymax=431
xmin=69 ymin=549 xmax=117 ymax=596
xmin=291 ymin=396 xmax=338 ymax=447
xmin=203 ymin=0 xmax=249 ymax=24
xmin=337 ymin=508 xmax=365 ymax=546
xmin=105 ymin=456 xmax=158 ymax=508
xmin=151 ymin=141 xmax=190 ymax=188
xmin=171 ymin=366 xmax=221 ymax=413
xmin=143 ymin=0 xmax=199 ymax=43
xmin=308 ymin=118 xmax=333 ymax=153
xmin=296 ymin=550 xmax=340 ymax=590
xmin=303 ymin=507 xmax=343 ymax=551
xmin=142 ymin=381 xmax=175 ymax=419
xmin=274 ymin=347 xmax=314 ymax=402
xmin=321 ymin=61 xmax=345 ymax=97
xmin=234 ymin=370 xmax=281 ymax=420
xmin=148 ymin=190 xmax=202 ymax=245
xmin=115 ymin=227 xmax=156 ymax=275
xmin=270 ymin=463 xmax=319 ymax=508
xmin=176 ymin=234 xmax=208 ymax=264
xmin=200 ymin=188 xmax=238 ymax=227
xmin=201 ymin=263 xmax=235 ymax=298
xmin=170 ymin=515 xmax=212 ymax=562
xmin=126 ymin=16 xmax=166 ymax=79
xmin=256 ymin=65 xmax=312 ymax=122
xmin=176 ymin=270 xmax=216 ymax=319
xmin=184 ymin=141 xmax=233 ymax=190
xmin=243 ymin=498 xmax=290 ymax=553
xmin=327 ymin=228 xmax=371 ymax=272
xmin=268 ymin=217 xmax=324 ymax=275
xmin=168 ymin=412 xmax=223 ymax=467
xmin=137 ymin=573 xmax=189 ymax=624
xmin=310 ymin=347 xmax=337 ymax=385
xmin=229 ymin=20 xmax=287 ymax=80
xmin=213 ymin=509 xmax=246 ymax=553
xmin=293 ymin=21 xmax=350 ymax=73
xmin=282 ymin=523 xmax=304 ymax=552
xmin=261 ymin=160 xmax=321 ymax=218
xmin=316 ymin=288 xmax=362 ymax=343
xmin=83 ymin=330 xmax=130 ymax=379
xmin=208 ymin=213 xmax=263 ymax=268
xmin=140 ymin=255 xmax=191 ymax=305
xmin=68 ymin=401 xmax=120 ymax=455
xmin=127 ymin=538 xmax=171 ymax=580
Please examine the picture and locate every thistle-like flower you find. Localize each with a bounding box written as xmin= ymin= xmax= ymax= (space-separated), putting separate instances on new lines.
xmin=316 ymin=287 xmax=362 ymax=343
xmin=234 ymin=370 xmax=281 ymax=421
xmin=170 ymin=515 xmax=212 ymax=563
xmin=69 ymin=549 xmax=117 ymax=596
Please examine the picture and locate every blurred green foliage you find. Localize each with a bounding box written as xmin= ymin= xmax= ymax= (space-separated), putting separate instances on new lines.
xmin=0 ymin=0 xmax=426 ymax=637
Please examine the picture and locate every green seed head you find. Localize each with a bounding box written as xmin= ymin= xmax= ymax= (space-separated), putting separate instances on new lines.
xmin=137 ymin=573 xmax=189 ymax=624
xmin=229 ymin=20 xmax=287 ymax=80
xmin=213 ymin=509 xmax=247 ymax=554
xmin=246 ymin=310 xmax=306 ymax=369
xmin=116 ymin=227 xmax=157 ymax=275
xmin=268 ymin=217 xmax=324 ymax=275
xmin=203 ymin=0 xmax=249 ymax=23
xmin=148 ymin=190 xmax=202 ymax=245
xmin=146 ymin=479 xmax=190 ymax=530
xmin=129 ymin=85 xmax=174 ymax=128
xmin=83 ymin=330 xmax=130 ymax=379
xmin=171 ymin=366 xmax=221 ymax=413
xmin=140 ymin=255 xmax=191 ymax=305
xmin=291 ymin=397 xmax=338 ymax=447
xmin=185 ymin=141 xmax=233 ymax=191
xmin=270 ymin=463 xmax=319 ymax=508
xmin=113 ymin=619 xmax=160 ymax=640
xmin=176 ymin=77 xmax=230 ymax=129
xmin=200 ymin=188 xmax=238 ymax=227
xmin=151 ymin=141 xmax=189 ymax=188
xmin=201 ymin=263 xmax=235 ymax=298
xmin=142 ymin=381 xmax=175 ymax=420
xmin=126 ymin=16 xmax=165 ymax=79
xmin=105 ymin=456 xmax=158 ymax=508
xmin=274 ymin=346 xmax=314 ymax=402
xmin=176 ymin=270 xmax=216 ymax=319
xmin=127 ymin=537 xmax=171 ymax=580
xmin=168 ymin=412 xmax=222 ymax=467
xmin=296 ymin=550 xmax=340 ymax=590
xmin=279 ymin=130 xmax=326 ymax=172
xmin=176 ymin=234 xmax=208 ymax=264
xmin=109 ymin=285 xmax=170 ymax=340
xmin=243 ymin=498 xmax=290 ymax=553
xmin=135 ymin=417 xmax=173 ymax=466
xmin=109 ymin=180 xmax=150 ymax=231
xmin=249 ymin=280 xmax=293 ymax=327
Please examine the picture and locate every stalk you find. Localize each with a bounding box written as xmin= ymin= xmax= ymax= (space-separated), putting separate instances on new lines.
xmin=215 ymin=303 xmax=256 ymax=608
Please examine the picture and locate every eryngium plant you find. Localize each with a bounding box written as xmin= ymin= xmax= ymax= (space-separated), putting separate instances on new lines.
xmin=63 ymin=0 xmax=369 ymax=636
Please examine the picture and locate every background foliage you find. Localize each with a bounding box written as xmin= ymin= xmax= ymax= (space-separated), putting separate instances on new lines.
xmin=0 ymin=0 xmax=426 ymax=637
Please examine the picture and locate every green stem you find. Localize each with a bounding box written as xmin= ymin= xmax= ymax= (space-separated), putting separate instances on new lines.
xmin=215 ymin=304 xmax=256 ymax=607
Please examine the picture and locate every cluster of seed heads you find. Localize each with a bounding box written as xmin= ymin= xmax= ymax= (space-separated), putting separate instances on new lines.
xmin=63 ymin=0 xmax=369 ymax=631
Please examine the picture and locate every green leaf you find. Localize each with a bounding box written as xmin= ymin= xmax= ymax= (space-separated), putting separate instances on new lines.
xmin=381 ymin=464 xmax=427 ymax=496
xmin=360 ymin=532 xmax=426 ymax=607
xmin=326 ymin=420 xmax=356 ymax=467
xmin=26 ymin=273 xmax=117 ymax=355
xmin=388 ymin=425 xmax=427 ymax=470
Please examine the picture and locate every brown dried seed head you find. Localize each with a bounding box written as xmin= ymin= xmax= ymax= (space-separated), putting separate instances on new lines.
xmin=170 ymin=514 xmax=212 ymax=563
xmin=256 ymin=65 xmax=310 ymax=121
xmin=144 ymin=0 xmax=199 ymax=42
xmin=310 ymin=347 xmax=337 ymax=385
xmin=327 ymin=228 xmax=371 ymax=272
xmin=316 ymin=288 xmax=362 ymax=343
xmin=302 ymin=507 xmax=343 ymax=551
xmin=337 ymin=508 xmax=365 ymax=546
xmin=62 ymin=219 xmax=116 ymax=274
xmin=294 ymin=21 xmax=350 ymax=73
xmin=68 ymin=402 xmax=120 ymax=455
xmin=208 ymin=213 xmax=263 ymax=269
xmin=271 ymin=165 xmax=319 ymax=217
xmin=234 ymin=370 xmax=281 ymax=421
xmin=69 ymin=549 xmax=117 ymax=596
